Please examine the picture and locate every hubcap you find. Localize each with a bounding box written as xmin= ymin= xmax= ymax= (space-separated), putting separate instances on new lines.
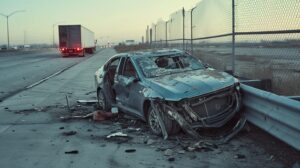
xmin=149 ymin=109 xmax=162 ymax=134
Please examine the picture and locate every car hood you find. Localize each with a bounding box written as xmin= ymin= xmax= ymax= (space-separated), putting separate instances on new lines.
xmin=145 ymin=68 xmax=235 ymax=101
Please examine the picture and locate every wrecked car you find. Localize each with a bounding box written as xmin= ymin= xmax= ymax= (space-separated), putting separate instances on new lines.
xmin=95 ymin=49 xmax=245 ymax=140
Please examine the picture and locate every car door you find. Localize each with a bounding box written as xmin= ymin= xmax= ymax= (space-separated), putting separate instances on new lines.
xmin=114 ymin=57 xmax=144 ymax=116
xmin=101 ymin=57 xmax=121 ymax=105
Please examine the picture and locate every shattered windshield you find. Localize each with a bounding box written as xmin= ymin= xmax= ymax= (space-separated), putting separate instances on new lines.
xmin=135 ymin=54 xmax=205 ymax=78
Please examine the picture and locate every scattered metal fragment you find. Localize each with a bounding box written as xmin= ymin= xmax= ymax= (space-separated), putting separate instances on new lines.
xmin=62 ymin=131 xmax=77 ymax=136
xmin=106 ymin=132 xmax=127 ymax=138
xmin=164 ymin=149 xmax=174 ymax=156
xmin=65 ymin=95 xmax=71 ymax=112
xmin=65 ymin=150 xmax=79 ymax=154
xmin=59 ymin=127 xmax=65 ymax=130
xmin=234 ymin=154 xmax=246 ymax=159
xmin=106 ymin=132 xmax=132 ymax=144
xmin=146 ymin=139 xmax=156 ymax=145
xmin=167 ymin=157 xmax=175 ymax=162
xmin=221 ymin=116 xmax=247 ymax=143
xmin=177 ymin=150 xmax=185 ymax=154
xmin=111 ymin=107 xmax=119 ymax=114
xmin=125 ymin=149 xmax=136 ymax=153
xmin=85 ymin=91 xmax=96 ymax=95
xmin=77 ymin=99 xmax=98 ymax=105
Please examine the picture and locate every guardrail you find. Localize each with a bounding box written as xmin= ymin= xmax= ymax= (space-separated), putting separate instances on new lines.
xmin=241 ymin=84 xmax=300 ymax=151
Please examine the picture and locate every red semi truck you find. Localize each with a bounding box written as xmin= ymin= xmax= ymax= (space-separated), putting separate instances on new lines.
xmin=58 ymin=25 xmax=96 ymax=57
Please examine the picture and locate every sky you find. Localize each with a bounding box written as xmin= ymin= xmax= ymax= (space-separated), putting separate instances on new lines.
xmin=0 ymin=0 xmax=199 ymax=46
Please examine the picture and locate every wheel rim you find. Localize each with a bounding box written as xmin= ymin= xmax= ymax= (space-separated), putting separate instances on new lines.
xmin=149 ymin=109 xmax=162 ymax=134
xmin=97 ymin=91 xmax=105 ymax=109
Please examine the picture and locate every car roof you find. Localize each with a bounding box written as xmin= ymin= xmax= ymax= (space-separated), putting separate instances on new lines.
xmin=115 ymin=49 xmax=185 ymax=59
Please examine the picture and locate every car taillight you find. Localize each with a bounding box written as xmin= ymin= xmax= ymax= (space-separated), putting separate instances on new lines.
xmin=61 ymin=48 xmax=65 ymax=51
xmin=76 ymin=48 xmax=81 ymax=51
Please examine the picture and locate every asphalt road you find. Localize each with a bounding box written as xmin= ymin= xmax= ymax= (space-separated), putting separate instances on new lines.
xmin=0 ymin=49 xmax=90 ymax=101
xmin=0 ymin=48 xmax=292 ymax=168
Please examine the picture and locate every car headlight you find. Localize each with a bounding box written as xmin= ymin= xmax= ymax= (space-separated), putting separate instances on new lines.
xmin=234 ymin=78 xmax=240 ymax=90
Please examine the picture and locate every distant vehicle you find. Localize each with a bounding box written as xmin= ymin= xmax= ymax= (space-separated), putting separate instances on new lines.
xmin=0 ymin=45 xmax=7 ymax=50
xmin=58 ymin=25 xmax=96 ymax=57
xmin=124 ymin=40 xmax=136 ymax=46
xmin=11 ymin=46 xmax=18 ymax=50
xmin=94 ymin=49 xmax=244 ymax=139
xmin=24 ymin=45 xmax=31 ymax=49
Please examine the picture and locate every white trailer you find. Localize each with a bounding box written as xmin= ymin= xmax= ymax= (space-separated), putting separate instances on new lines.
xmin=58 ymin=25 xmax=95 ymax=57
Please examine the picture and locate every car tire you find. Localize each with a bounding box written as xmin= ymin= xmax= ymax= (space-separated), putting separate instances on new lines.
xmin=147 ymin=106 xmax=180 ymax=136
xmin=97 ymin=89 xmax=110 ymax=111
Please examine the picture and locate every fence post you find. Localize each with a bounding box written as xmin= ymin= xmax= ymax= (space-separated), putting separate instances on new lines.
xmin=165 ymin=21 xmax=168 ymax=48
xmin=232 ymin=0 xmax=236 ymax=75
xmin=150 ymin=28 xmax=152 ymax=48
xmin=182 ymin=7 xmax=185 ymax=51
xmin=191 ymin=7 xmax=196 ymax=55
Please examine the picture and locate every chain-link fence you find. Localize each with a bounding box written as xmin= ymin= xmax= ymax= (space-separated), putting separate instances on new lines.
xmin=145 ymin=0 xmax=300 ymax=96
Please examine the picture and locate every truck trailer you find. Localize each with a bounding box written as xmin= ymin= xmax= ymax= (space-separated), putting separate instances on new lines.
xmin=58 ymin=25 xmax=96 ymax=57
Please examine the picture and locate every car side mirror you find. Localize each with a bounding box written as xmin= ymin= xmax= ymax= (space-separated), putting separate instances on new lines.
xmin=125 ymin=76 xmax=139 ymax=87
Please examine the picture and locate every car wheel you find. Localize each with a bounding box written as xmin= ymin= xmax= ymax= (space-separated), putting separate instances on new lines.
xmin=147 ymin=106 xmax=180 ymax=135
xmin=97 ymin=89 xmax=110 ymax=111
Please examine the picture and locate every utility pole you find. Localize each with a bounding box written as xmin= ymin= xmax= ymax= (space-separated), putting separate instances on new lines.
xmin=182 ymin=7 xmax=185 ymax=51
xmin=146 ymin=25 xmax=149 ymax=44
xmin=165 ymin=20 xmax=170 ymax=47
xmin=0 ymin=10 xmax=26 ymax=49
xmin=191 ymin=7 xmax=196 ymax=55
xmin=23 ymin=30 xmax=26 ymax=46
xmin=154 ymin=24 xmax=157 ymax=48
xmin=150 ymin=28 xmax=153 ymax=47
xmin=232 ymin=0 xmax=236 ymax=75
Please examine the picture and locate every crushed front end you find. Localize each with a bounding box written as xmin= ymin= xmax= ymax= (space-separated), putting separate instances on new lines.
xmin=151 ymin=84 xmax=246 ymax=142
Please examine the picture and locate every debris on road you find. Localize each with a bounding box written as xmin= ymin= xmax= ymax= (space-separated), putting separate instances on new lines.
xmin=59 ymin=127 xmax=65 ymax=130
xmin=65 ymin=95 xmax=71 ymax=112
xmin=77 ymin=99 xmax=98 ymax=105
xmin=85 ymin=91 xmax=96 ymax=95
xmin=64 ymin=150 xmax=79 ymax=154
xmin=164 ymin=149 xmax=174 ymax=156
xmin=125 ymin=149 xmax=136 ymax=153
xmin=62 ymin=131 xmax=77 ymax=136
xmin=60 ymin=110 xmax=116 ymax=122
xmin=177 ymin=150 xmax=185 ymax=154
xmin=92 ymin=111 xmax=115 ymax=121
xmin=146 ymin=139 xmax=156 ymax=145
xmin=111 ymin=107 xmax=118 ymax=114
xmin=106 ymin=132 xmax=132 ymax=144
xmin=167 ymin=157 xmax=175 ymax=162
xmin=234 ymin=154 xmax=246 ymax=159
xmin=185 ymin=141 xmax=218 ymax=152
xmin=106 ymin=132 xmax=127 ymax=139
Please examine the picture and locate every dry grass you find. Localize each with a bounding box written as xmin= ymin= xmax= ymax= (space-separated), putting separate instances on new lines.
xmin=194 ymin=49 xmax=300 ymax=96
